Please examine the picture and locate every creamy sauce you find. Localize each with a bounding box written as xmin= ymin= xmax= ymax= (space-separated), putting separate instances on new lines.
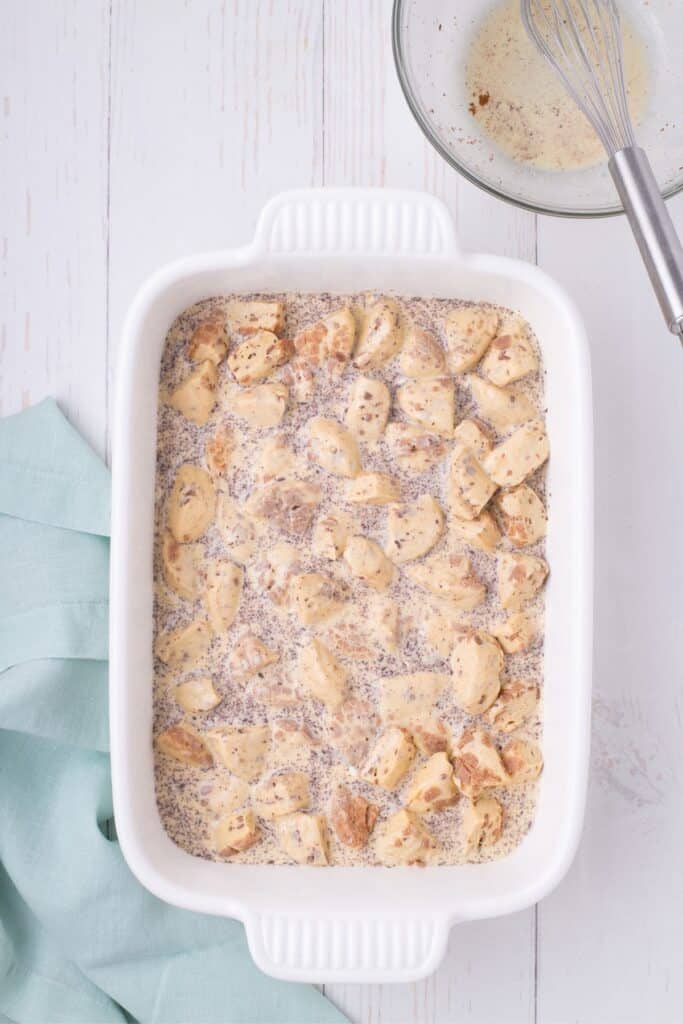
xmin=153 ymin=293 xmax=546 ymax=866
xmin=465 ymin=0 xmax=650 ymax=170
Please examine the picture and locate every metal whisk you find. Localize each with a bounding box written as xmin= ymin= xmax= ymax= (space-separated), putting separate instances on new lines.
xmin=522 ymin=0 xmax=683 ymax=339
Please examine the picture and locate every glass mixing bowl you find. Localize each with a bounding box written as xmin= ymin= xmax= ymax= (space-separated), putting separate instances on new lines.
xmin=392 ymin=0 xmax=683 ymax=217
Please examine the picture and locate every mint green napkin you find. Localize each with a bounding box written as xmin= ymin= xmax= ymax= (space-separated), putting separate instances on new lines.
xmin=0 ymin=399 xmax=346 ymax=1024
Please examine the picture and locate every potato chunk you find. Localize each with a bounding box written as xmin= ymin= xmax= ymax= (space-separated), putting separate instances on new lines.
xmin=469 ymin=375 xmax=537 ymax=430
xmin=384 ymin=422 xmax=448 ymax=473
xmin=450 ymin=627 xmax=503 ymax=714
xmin=205 ymin=427 xmax=234 ymax=477
xmin=495 ymin=485 xmax=547 ymax=546
xmin=345 ymin=377 xmax=391 ymax=444
xmin=168 ymin=361 xmax=217 ymax=426
xmin=217 ymin=495 xmax=258 ymax=563
xmin=328 ymin=698 xmax=380 ymax=766
xmin=205 ymin=724 xmax=269 ymax=781
xmin=452 ymin=728 xmax=509 ymax=798
xmin=311 ymin=512 xmax=351 ymax=560
xmin=354 ymin=298 xmax=403 ymax=369
xmin=259 ymin=542 xmax=301 ymax=607
xmin=212 ymin=809 xmax=260 ymax=854
xmin=422 ymin=607 xmax=461 ymax=659
xmin=484 ymin=421 xmax=549 ymax=488
xmin=227 ymin=330 xmax=292 ymax=385
xmin=308 ymin=417 xmax=361 ymax=478
xmin=280 ymin=357 xmax=315 ymax=403
xmin=498 ymin=552 xmax=549 ymax=610
xmin=228 ymin=632 xmax=278 ymax=682
xmin=294 ymin=307 xmax=356 ymax=372
xmin=480 ymin=318 xmax=538 ymax=386
xmin=453 ymin=418 xmax=492 ymax=459
xmin=173 ymin=675 xmax=222 ymax=713
xmin=226 ymin=300 xmax=285 ymax=336
xmin=501 ymin=738 xmax=543 ymax=784
xmin=188 ymin=317 xmax=228 ymax=364
xmin=379 ymin=672 xmax=449 ymax=726
xmin=254 ymin=771 xmax=310 ymax=819
xmin=493 ymin=612 xmax=537 ymax=654
xmin=289 ymin=572 xmax=346 ymax=625
xmin=412 ymin=718 xmax=451 ymax=757
xmin=463 ymin=796 xmax=504 ymax=854
xmin=329 ymin=786 xmax=379 ymax=848
xmin=363 ymin=727 xmax=416 ymax=790
xmin=161 ymin=531 xmax=203 ymax=600
xmin=278 ymin=813 xmax=329 ymax=865
xmin=396 ymin=378 xmax=455 ymax=436
xmin=247 ymin=479 xmax=321 ymax=537
xmin=450 ymin=511 xmax=501 ymax=552
xmin=253 ymin=435 xmax=299 ymax=485
xmin=155 ymin=723 xmax=213 ymax=768
xmin=485 ymin=680 xmax=539 ymax=733
xmin=376 ymin=809 xmax=437 ymax=866
xmin=385 ymin=494 xmax=444 ymax=564
xmin=298 ymin=638 xmax=347 ymax=708
xmin=399 ymin=325 xmax=446 ymax=379
xmin=444 ymin=306 xmax=499 ymax=372
xmin=232 ymin=382 xmax=288 ymax=428
xmin=167 ymin=464 xmax=216 ymax=543
xmin=405 ymin=752 xmax=459 ymax=814
xmin=203 ymin=560 xmax=243 ymax=632
xmin=155 ymin=619 xmax=212 ymax=668
xmin=406 ymin=554 xmax=485 ymax=610
xmin=346 ymin=472 xmax=400 ymax=505
xmin=343 ymin=536 xmax=394 ymax=591
xmin=446 ymin=445 xmax=497 ymax=520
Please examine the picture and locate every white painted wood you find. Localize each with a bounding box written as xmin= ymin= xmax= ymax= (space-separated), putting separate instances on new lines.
xmin=3 ymin=0 xmax=683 ymax=1021
xmin=0 ymin=0 xmax=110 ymax=457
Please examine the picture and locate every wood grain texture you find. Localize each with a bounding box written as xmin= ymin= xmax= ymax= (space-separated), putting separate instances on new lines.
xmin=3 ymin=0 xmax=683 ymax=1021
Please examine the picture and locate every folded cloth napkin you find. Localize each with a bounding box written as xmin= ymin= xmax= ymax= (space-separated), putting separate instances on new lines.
xmin=0 ymin=399 xmax=346 ymax=1024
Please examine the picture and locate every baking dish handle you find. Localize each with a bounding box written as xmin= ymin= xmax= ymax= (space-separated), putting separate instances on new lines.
xmin=245 ymin=911 xmax=451 ymax=983
xmin=252 ymin=188 xmax=459 ymax=257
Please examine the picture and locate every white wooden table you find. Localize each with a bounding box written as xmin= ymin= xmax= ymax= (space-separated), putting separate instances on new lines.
xmin=2 ymin=2 xmax=682 ymax=1021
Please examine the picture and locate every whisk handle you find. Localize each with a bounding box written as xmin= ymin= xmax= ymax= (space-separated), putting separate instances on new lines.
xmin=609 ymin=147 xmax=683 ymax=338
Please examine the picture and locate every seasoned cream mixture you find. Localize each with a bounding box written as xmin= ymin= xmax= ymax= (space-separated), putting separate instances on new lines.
xmin=153 ymin=292 xmax=549 ymax=867
xmin=465 ymin=0 xmax=649 ymax=170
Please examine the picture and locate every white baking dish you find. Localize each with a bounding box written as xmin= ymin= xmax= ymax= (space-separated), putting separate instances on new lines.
xmin=110 ymin=188 xmax=593 ymax=984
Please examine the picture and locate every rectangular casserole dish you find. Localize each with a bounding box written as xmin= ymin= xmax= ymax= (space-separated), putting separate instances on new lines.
xmin=110 ymin=187 xmax=593 ymax=984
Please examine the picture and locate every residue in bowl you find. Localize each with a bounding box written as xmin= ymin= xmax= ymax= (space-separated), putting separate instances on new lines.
xmin=465 ymin=0 xmax=650 ymax=171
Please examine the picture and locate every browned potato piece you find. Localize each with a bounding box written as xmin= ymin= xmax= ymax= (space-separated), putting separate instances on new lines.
xmin=450 ymin=511 xmax=501 ymax=552
xmin=289 ymin=572 xmax=346 ymax=625
xmin=188 ymin=317 xmax=228 ymax=364
xmin=484 ymin=421 xmax=549 ymax=488
xmin=232 ymin=382 xmax=288 ymax=429
xmin=450 ymin=627 xmax=503 ymax=714
xmin=405 ymin=752 xmax=460 ymax=814
xmin=174 ymin=676 xmax=222 ymax=713
xmin=452 ymin=728 xmax=509 ymax=798
xmin=311 ymin=512 xmax=352 ymax=560
xmin=329 ymin=786 xmax=379 ymax=848
xmin=156 ymin=723 xmax=213 ymax=768
xmin=227 ymin=331 xmax=292 ymax=385
xmin=354 ymin=298 xmax=403 ymax=370
xmin=493 ymin=612 xmax=537 ymax=654
xmin=155 ymin=619 xmax=212 ymax=668
xmin=363 ymin=727 xmax=416 ymax=789
xmin=495 ymin=485 xmax=547 ymax=547
xmin=463 ymin=796 xmax=504 ymax=854
xmin=412 ymin=718 xmax=451 ymax=757
xmin=498 ymin=553 xmax=549 ymax=610
xmin=161 ymin=531 xmax=203 ymax=600
xmin=280 ymin=357 xmax=315 ymax=403
xmin=485 ymin=680 xmax=539 ymax=733
xmin=308 ymin=417 xmax=361 ymax=478
xmin=168 ymin=361 xmax=217 ymax=426
xmin=375 ymin=809 xmax=438 ymax=865
xmin=385 ymin=495 xmax=444 ymax=564
xmin=345 ymin=377 xmax=391 ymax=444
xmin=379 ymin=672 xmax=449 ymax=726
xmin=444 ymin=306 xmax=499 ymax=372
xmin=384 ymin=422 xmax=448 ymax=473
xmin=227 ymin=300 xmax=285 ymax=336
xmin=203 ymin=560 xmax=243 ymax=632
xmin=343 ymin=536 xmax=394 ymax=591
xmin=501 ymin=738 xmax=543 ymax=783
xmin=205 ymin=725 xmax=269 ymax=780
xmin=407 ymin=554 xmax=486 ymax=610
xmin=346 ymin=472 xmax=400 ymax=505
xmin=294 ymin=307 xmax=356 ymax=372
xmin=298 ymin=638 xmax=347 ymax=709
xmin=469 ymin=375 xmax=537 ymax=430
xmin=212 ymin=809 xmax=260 ymax=854
xmin=205 ymin=427 xmax=234 ymax=477
xmin=247 ymin=479 xmax=321 ymax=537
xmin=453 ymin=418 xmax=492 ymax=459
xmin=396 ymin=378 xmax=455 ymax=436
